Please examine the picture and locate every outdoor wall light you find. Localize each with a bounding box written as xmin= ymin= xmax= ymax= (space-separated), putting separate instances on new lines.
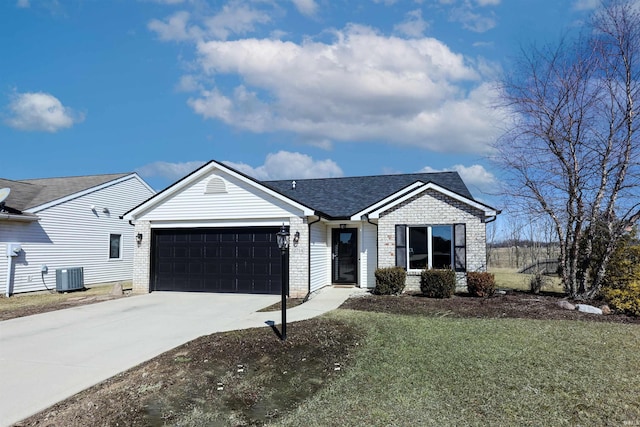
xmin=276 ymin=225 xmax=290 ymax=252
xmin=136 ymin=233 xmax=143 ymax=245
xmin=340 ymin=224 xmax=347 ymax=229
xmin=293 ymin=231 xmax=300 ymax=246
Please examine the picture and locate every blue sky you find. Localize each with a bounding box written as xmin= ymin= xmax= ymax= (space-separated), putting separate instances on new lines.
xmin=0 ymin=0 xmax=597 ymax=209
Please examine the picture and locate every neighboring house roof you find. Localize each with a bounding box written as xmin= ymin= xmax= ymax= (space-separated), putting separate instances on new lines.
xmin=0 ymin=173 xmax=134 ymax=220
xmin=264 ymin=172 xmax=476 ymax=219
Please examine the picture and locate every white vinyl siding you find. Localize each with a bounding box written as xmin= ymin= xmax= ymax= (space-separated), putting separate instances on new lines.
xmin=0 ymin=176 xmax=155 ymax=294
xmin=360 ymin=222 xmax=377 ymax=289
xmin=309 ymin=221 xmax=329 ymax=293
xmin=138 ymin=172 xmax=302 ymax=222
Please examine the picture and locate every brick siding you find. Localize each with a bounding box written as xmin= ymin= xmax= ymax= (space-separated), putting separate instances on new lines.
xmin=377 ymin=189 xmax=487 ymax=291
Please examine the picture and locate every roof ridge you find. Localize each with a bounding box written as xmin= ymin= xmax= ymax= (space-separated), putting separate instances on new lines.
xmin=264 ymin=170 xmax=457 ymax=184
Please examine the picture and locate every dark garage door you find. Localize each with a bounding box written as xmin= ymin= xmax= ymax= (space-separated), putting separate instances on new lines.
xmin=151 ymin=227 xmax=284 ymax=294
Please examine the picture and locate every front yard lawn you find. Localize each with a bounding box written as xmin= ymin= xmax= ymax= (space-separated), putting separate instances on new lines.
xmin=18 ymin=293 xmax=640 ymax=426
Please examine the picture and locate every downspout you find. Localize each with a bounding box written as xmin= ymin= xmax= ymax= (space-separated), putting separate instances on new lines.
xmin=304 ymin=215 xmax=322 ymax=302
xmin=5 ymin=255 xmax=13 ymax=297
xmin=366 ymin=214 xmax=380 ymax=289
xmin=366 ymin=215 xmax=379 ymax=290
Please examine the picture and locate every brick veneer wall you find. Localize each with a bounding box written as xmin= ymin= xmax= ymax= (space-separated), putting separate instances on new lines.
xmin=378 ymin=189 xmax=488 ymax=292
xmin=132 ymin=220 xmax=151 ymax=294
xmin=287 ymin=216 xmax=309 ymax=298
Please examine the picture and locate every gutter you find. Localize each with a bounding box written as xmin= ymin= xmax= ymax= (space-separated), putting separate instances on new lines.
xmin=0 ymin=214 xmax=39 ymax=222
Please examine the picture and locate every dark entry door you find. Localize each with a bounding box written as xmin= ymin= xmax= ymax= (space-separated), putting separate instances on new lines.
xmin=151 ymin=227 xmax=282 ymax=294
xmin=332 ymin=228 xmax=357 ymax=284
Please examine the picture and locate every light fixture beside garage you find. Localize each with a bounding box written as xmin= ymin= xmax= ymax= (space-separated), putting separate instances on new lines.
xmin=276 ymin=225 xmax=290 ymax=341
xmin=293 ymin=231 xmax=300 ymax=246
xmin=136 ymin=233 xmax=143 ymax=245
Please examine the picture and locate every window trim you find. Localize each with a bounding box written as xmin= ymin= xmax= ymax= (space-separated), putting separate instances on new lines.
xmin=406 ymin=224 xmax=454 ymax=271
xmin=109 ymin=233 xmax=122 ymax=260
xmin=395 ymin=223 xmax=467 ymax=273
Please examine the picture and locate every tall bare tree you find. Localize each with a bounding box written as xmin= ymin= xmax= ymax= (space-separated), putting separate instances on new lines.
xmin=496 ymin=0 xmax=640 ymax=299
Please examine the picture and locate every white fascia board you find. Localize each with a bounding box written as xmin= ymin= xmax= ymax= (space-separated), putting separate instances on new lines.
xmin=124 ymin=161 xmax=313 ymax=221
xmin=367 ymin=182 xmax=499 ymax=219
xmin=349 ymin=181 xmax=426 ymax=221
xmin=148 ymin=218 xmax=291 ymax=229
xmin=26 ymin=173 xmax=140 ymax=214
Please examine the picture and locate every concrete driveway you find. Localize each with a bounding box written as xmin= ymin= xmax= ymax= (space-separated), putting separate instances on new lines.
xmin=0 ymin=287 xmax=360 ymax=427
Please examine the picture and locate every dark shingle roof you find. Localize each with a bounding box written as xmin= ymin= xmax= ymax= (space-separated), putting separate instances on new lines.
xmin=264 ymin=172 xmax=473 ymax=218
xmin=0 ymin=173 xmax=131 ymax=211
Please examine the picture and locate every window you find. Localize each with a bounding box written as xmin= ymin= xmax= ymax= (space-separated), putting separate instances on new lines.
xmin=396 ymin=224 xmax=465 ymax=271
xmin=109 ymin=234 xmax=122 ymax=259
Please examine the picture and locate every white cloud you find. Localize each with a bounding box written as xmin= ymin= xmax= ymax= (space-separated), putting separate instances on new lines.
xmin=224 ymin=151 xmax=343 ymax=180
xmin=203 ymin=2 xmax=271 ymax=40
xmin=475 ymin=0 xmax=500 ymax=6
xmin=184 ymin=24 xmax=504 ymax=154
xmin=450 ymin=6 xmax=497 ymax=32
xmin=175 ymin=74 xmax=203 ymax=92
xmin=16 ymin=0 xmax=30 ymax=8
xmin=572 ymin=0 xmax=599 ymax=11
xmin=394 ymin=9 xmax=429 ymax=38
xmin=420 ymin=163 xmax=498 ymax=194
xmin=137 ymin=152 xmax=343 ymax=183
xmin=142 ymin=0 xmax=185 ymax=4
xmin=149 ymin=2 xmax=271 ymax=42
xmin=136 ymin=160 xmax=206 ymax=181
xmin=291 ymin=0 xmax=318 ymax=17
xmin=148 ymin=11 xmax=200 ymax=41
xmin=4 ymin=91 xmax=84 ymax=132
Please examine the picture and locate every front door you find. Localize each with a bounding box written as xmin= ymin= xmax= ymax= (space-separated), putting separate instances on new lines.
xmin=332 ymin=228 xmax=358 ymax=284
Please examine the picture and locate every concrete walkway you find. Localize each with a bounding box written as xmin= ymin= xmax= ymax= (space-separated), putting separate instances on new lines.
xmin=0 ymin=286 xmax=365 ymax=427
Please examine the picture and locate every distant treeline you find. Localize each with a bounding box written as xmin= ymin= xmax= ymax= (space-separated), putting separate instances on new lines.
xmin=489 ymin=240 xmax=559 ymax=249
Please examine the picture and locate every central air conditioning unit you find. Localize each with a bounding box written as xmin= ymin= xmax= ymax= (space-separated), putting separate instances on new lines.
xmin=56 ymin=267 xmax=85 ymax=292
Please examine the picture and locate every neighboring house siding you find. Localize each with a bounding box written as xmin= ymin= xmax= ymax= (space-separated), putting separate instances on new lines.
xmin=2 ymin=177 xmax=154 ymax=294
xmin=360 ymin=221 xmax=377 ymax=289
xmin=309 ymin=221 xmax=329 ymax=293
xmin=377 ymin=189 xmax=487 ymax=291
xmin=139 ymin=172 xmax=297 ymax=222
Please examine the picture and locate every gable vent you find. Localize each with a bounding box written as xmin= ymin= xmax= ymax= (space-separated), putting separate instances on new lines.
xmin=205 ymin=177 xmax=227 ymax=194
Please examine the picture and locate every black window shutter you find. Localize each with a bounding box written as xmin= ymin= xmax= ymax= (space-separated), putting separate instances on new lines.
xmin=454 ymin=223 xmax=466 ymax=272
xmin=395 ymin=225 xmax=407 ymax=269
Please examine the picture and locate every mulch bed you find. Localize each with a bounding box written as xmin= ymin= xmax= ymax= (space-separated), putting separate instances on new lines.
xmin=340 ymin=290 xmax=640 ymax=324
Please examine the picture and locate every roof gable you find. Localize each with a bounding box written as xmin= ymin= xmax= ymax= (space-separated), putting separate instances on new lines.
xmin=123 ymin=161 xmax=315 ymax=220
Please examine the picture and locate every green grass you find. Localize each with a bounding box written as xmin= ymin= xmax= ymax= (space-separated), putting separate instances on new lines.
xmin=490 ymin=267 xmax=564 ymax=293
xmin=0 ymin=282 xmax=130 ymax=313
xmin=275 ymin=310 xmax=640 ymax=427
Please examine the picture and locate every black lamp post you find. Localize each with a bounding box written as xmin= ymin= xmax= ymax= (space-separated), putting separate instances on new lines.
xmin=276 ymin=225 xmax=290 ymax=341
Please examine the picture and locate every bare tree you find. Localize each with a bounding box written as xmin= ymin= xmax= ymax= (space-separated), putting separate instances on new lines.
xmin=496 ymin=0 xmax=640 ymax=299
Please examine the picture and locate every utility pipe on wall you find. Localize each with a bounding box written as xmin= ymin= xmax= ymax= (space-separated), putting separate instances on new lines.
xmin=5 ymin=243 xmax=22 ymax=297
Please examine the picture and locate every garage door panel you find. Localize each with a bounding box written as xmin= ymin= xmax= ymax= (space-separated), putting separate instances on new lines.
xmin=152 ymin=227 xmax=282 ymax=294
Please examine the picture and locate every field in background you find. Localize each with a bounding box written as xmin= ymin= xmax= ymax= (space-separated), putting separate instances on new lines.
xmin=490 ymin=267 xmax=564 ymax=293
xmin=488 ymin=246 xmax=560 ymax=270
xmin=487 ymin=245 xmax=564 ymax=293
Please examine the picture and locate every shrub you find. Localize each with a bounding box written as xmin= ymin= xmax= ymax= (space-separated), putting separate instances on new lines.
xmin=529 ymin=272 xmax=549 ymax=294
xmin=467 ymin=272 xmax=495 ymax=297
xmin=420 ymin=269 xmax=456 ymax=298
xmin=373 ymin=267 xmax=407 ymax=295
xmin=601 ymin=281 xmax=640 ymax=316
